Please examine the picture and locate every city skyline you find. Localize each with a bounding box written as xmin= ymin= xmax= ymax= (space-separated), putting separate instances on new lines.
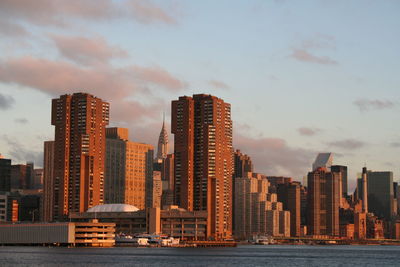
xmin=1 ymin=1 xmax=399 ymax=191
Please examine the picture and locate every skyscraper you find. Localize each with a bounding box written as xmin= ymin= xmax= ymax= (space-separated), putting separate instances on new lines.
xmin=156 ymin=115 xmax=169 ymax=161
xmin=307 ymin=167 xmax=340 ymax=236
xmin=0 ymin=157 xmax=11 ymax=192
xmin=10 ymin=163 xmax=34 ymax=190
xmin=367 ymin=171 xmax=394 ymax=221
xmin=234 ymin=150 xmax=253 ymax=178
xmin=331 ymin=165 xmax=348 ymax=197
xmin=49 ymin=93 xmax=109 ymax=221
xmin=172 ymin=94 xmax=234 ymax=239
xmin=104 ymin=127 xmax=153 ymax=210
xmin=312 ymin=153 xmax=333 ymax=171
xmin=277 ymin=182 xmax=301 ymax=237
xmin=43 ymin=141 xmax=54 ymax=222
xmin=361 ymin=167 xmax=368 ymax=213
xmin=234 ymin=173 xmax=290 ymax=239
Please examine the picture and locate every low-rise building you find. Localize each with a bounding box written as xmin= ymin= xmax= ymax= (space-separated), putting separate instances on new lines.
xmin=69 ymin=204 xmax=208 ymax=240
xmin=0 ymin=220 xmax=115 ymax=246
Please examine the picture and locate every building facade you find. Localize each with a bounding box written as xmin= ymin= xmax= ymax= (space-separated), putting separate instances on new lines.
xmin=277 ymin=182 xmax=301 ymax=237
xmin=367 ymin=171 xmax=394 ymax=221
xmin=10 ymin=163 xmax=34 ymax=190
xmin=43 ymin=141 xmax=54 ymax=222
xmin=234 ymin=173 xmax=290 ymax=239
xmin=0 ymin=157 xmax=12 ymax=192
xmin=49 ymin=93 xmax=109 ymax=221
xmin=105 ymin=127 xmax=153 ymax=210
xmin=234 ymin=150 xmax=253 ymax=179
xmin=172 ymin=94 xmax=234 ymax=239
xmin=307 ymin=167 xmax=340 ymax=236
xmin=331 ymin=165 xmax=348 ymax=197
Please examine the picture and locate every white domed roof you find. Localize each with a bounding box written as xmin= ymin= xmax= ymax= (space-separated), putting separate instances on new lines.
xmin=87 ymin=204 xmax=139 ymax=213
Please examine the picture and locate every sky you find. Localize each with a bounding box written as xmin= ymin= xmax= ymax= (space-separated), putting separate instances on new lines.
xmin=0 ymin=0 xmax=399 ymax=192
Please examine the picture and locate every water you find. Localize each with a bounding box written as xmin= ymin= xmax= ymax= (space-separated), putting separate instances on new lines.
xmin=0 ymin=245 xmax=399 ymax=266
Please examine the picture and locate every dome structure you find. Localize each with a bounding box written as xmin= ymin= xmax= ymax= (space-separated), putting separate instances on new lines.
xmin=87 ymin=204 xmax=139 ymax=213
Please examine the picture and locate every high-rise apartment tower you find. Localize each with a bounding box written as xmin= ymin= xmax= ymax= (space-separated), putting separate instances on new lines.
xmin=49 ymin=93 xmax=109 ymax=221
xmin=172 ymin=94 xmax=234 ymax=239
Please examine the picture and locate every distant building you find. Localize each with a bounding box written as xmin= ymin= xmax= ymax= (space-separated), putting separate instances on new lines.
xmin=354 ymin=212 xmax=367 ymax=239
xmin=307 ymin=167 xmax=340 ymax=236
xmin=0 ymin=221 xmax=115 ymax=247
xmin=234 ymin=172 xmax=290 ymax=239
xmin=331 ymin=165 xmax=348 ymax=197
xmin=70 ymin=204 xmax=208 ymax=241
xmin=234 ymin=150 xmax=253 ymax=178
xmin=367 ymin=171 xmax=394 ymax=221
xmin=33 ymin=169 xmax=43 ymax=189
xmin=277 ymin=182 xmax=301 ymax=237
xmin=172 ymin=94 xmax=234 ymax=239
xmin=367 ymin=214 xmax=384 ymax=239
xmin=161 ymin=154 xmax=174 ymax=189
xmin=312 ymin=153 xmax=333 ymax=171
xmin=105 ymin=127 xmax=153 ymax=210
xmin=0 ymin=190 xmax=41 ymax=222
xmin=361 ymin=167 xmax=368 ymax=213
xmin=10 ymin=163 xmax=34 ymax=190
xmin=48 ymin=93 xmax=109 ymax=221
xmin=147 ymin=171 xmax=162 ymax=209
xmin=0 ymin=157 xmax=12 ymax=192
xmin=161 ymin=154 xmax=174 ymax=207
xmin=156 ymin=116 xmax=169 ymax=161
xmin=43 ymin=140 xmax=54 ymax=222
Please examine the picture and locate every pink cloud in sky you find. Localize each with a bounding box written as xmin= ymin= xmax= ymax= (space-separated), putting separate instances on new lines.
xmin=51 ymin=35 xmax=128 ymax=66
xmin=0 ymin=0 xmax=179 ymax=27
xmin=234 ymin=133 xmax=315 ymax=178
xmin=130 ymin=65 xmax=186 ymax=91
xmin=129 ymin=0 xmax=178 ymax=25
xmin=298 ymin=127 xmax=321 ymax=136
xmin=0 ymin=56 xmax=186 ymax=96
xmin=290 ymin=34 xmax=337 ymax=65
xmin=0 ymin=56 xmax=186 ymax=130
xmin=291 ymin=49 xmax=337 ymax=65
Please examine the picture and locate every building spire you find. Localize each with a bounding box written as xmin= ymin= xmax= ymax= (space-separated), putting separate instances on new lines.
xmin=156 ymin=113 xmax=169 ymax=160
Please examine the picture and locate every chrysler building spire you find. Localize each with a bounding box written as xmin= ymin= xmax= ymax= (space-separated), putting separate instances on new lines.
xmin=156 ymin=113 xmax=169 ymax=160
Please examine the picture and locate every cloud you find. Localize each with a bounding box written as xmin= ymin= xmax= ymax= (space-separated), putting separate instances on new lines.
xmin=390 ymin=142 xmax=400 ymax=148
xmin=51 ymin=35 xmax=128 ymax=65
xmin=298 ymin=127 xmax=321 ymax=136
xmin=327 ymin=139 xmax=365 ymax=150
xmin=129 ymin=0 xmax=178 ymax=25
xmin=14 ymin=118 xmax=28 ymax=124
xmin=0 ymin=56 xmax=185 ymax=139
xmin=0 ymin=0 xmax=179 ymax=27
xmin=353 ymin=98 xmax=396 ymax=112
xmin=0 ymin=56 xmax=186 ymax=97
xmin=0 ymin=19 xmax=29 ymax=37
xmin=209 ymin=80 xmax=230 ymax=90
xmin=0 ymin=93 xmax=15 ymax=110
xmin=290 ymin=49 xmax=337 ymax=65
xmin=290 ymin=34 xmax=337 ymax=65
xmin=2 ymin=135 xmax=43 ymax=167
xmin=234 ymin=133 xmax=315 ymax=177
xmin=131 ymin=65 xmax=186 ymax=91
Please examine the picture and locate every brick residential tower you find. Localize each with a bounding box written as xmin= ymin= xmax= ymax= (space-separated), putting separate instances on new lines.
xmin=172 ymin=94 xmax=233 ymax=239
xmin=48 ymin=93 xmax=109 ymax=221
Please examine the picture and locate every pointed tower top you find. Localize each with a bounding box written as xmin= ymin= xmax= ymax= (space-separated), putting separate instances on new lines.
xmin=157 ymin=113 xmax=169 ymax=160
